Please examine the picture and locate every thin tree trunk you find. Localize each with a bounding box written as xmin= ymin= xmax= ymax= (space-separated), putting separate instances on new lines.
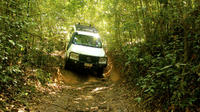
xmin=114 ymin=0 xmax=120 ymax=47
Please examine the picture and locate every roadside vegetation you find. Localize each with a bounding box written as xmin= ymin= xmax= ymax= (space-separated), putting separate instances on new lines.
xmin=106 ymin=0 xmax=200 ymax=111
xmin=0 ymin=0 xmax=200 ymax=111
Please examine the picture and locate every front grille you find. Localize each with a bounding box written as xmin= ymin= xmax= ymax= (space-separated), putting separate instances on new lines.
xmin=79 ymin=54 xmax=99 ymax=64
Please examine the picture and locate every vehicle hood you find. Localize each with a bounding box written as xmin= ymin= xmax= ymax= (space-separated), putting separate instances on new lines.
xmin=70 ymin=44 xmax=106 ymax=57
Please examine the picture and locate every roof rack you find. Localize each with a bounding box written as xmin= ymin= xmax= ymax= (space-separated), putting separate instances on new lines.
xmin=75 ymin=24 xmax=98 ymax=33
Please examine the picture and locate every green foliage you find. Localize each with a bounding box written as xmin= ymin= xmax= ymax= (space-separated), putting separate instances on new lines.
xmin=106 ymin=0 xmax=200 ymax=111
xmin=0 ymin=0 xmax=56 ymax=109
xmin=0 ymin=0 xmax=35 ymax=89
xmin=1 ymin=0 xmax=200 ymax=111
xmin=112 ymin=37 xmax=200 ymax=111
xmin=36 ymin=69 xmax=51 ymax=85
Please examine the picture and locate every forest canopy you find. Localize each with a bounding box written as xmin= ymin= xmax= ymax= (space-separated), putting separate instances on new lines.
xmin=0 ymin=0 xmax=200 ymax=111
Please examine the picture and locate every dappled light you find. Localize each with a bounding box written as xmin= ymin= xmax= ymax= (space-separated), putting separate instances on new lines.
xmin=59 ymin=70 xmax=80 ymax=84
xmin=91 ymin=87 xmax=109 ymax=94
xmin=1 ymin=0 xmax=200 ymax=111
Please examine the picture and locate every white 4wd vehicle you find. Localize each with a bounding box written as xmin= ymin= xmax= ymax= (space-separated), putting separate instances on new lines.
xmin=65 ymin=24 xmax=107 ymax=76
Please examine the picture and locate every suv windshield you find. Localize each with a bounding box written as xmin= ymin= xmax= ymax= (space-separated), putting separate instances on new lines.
xmin=72 ymin=34 xmax=102 ymax=48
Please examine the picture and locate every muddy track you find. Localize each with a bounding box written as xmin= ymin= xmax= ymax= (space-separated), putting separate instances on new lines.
xmin=30 ymin=51 xmax=144 ymax=112
xmin=31 ymin=68 xmax=144 ymax=112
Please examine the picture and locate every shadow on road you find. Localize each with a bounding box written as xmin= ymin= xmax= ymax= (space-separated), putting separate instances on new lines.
xmin=57 ymin=68 xmax=102 ymax=85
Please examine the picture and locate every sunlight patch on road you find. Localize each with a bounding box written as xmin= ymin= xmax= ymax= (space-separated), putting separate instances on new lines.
xmin=73 ymin=101 xmax=80 ymax=104
xmin=110 ymin=72 xmax=120 ymax=82
xmin=60 ymin=70 xmax=79 ymax=84
xmin=76 ymin=87 xmax=83 ymax=90
xmin=74 ymin=95 xmax=94 ymax=104
xmin=91 ymin=87 xmax=109 ymax=93
xmin=75 ymin=97 xmax=83 ymax=101
xmin=109 ymin=66 xmax=120 ymax=82
xmin=83 ymin=95 xmax=93 ymax=100
xmin=87 ymin=75 xmax=98 ymax=82
xmin=18 ymin=108 xmax=25 ymax=112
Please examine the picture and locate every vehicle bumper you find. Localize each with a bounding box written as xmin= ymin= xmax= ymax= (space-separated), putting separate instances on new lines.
xmin=67 ymin=58 xmax=107 ymax=69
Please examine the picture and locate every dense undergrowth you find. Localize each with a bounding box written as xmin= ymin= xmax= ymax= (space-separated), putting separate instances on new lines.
xmin=0 ymin=0 xmax=65 ymax=110
xmin=109 ymin=5 xmax=200 ymax=112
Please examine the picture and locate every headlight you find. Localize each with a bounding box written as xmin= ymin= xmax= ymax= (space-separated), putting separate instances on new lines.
xmin=70 ymin=52 xmax=79 ymax=61
xmin=99 ymin=57 xmax=107 ymax=64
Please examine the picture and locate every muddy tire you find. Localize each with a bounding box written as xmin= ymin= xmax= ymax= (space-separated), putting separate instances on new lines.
xmin=64 ymin=59 xmax=70 ymax=70
xmin=97 ymin=68 xmax=104 ymax=78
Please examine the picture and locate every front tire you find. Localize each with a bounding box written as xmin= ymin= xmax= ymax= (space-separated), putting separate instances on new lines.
xmin=97 ymin=68 xmax=104 ymax=78
xmin=64 ymin=59 xmax=71 ymax=70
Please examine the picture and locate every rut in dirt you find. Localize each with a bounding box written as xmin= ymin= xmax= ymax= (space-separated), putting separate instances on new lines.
xmin=33 ymin=68 xmax=142 ymax=112
xmin=30 ymin=51 xmax=143 ymax=112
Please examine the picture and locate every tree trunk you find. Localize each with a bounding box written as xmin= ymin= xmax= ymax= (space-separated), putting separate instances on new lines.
xmin=114 ymin=0 xmax=121 ymax=47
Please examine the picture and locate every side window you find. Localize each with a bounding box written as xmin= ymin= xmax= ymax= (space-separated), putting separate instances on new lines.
xmin=67 ymin=32 xmax=76 ymax=50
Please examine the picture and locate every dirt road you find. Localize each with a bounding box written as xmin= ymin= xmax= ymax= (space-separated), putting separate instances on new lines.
xmin=27 ymin=51 xmax=144 ymax=112
xmin=30 ymin=66 xmax=144 ymax=112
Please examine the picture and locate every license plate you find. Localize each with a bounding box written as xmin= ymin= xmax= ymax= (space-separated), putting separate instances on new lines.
xmin=84 ymin=63 xmax=93 ymax=67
